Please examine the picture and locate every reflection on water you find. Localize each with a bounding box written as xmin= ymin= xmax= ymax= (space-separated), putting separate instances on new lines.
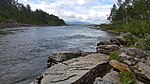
xmin=0 ymin=26 xmax=118 ymax=84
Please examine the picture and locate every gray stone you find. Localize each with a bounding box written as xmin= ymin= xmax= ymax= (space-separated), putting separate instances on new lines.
xmin=110 ymin=37 xmax=120 ymax=45
xmin=93 ymin=77 xmax=113 ymax=84
xmin=49 ymin=51 xmax=83 ymax=62
xmin=94 ymin=69 xmax=121 ymax=84
xmin=97 ymin=41 xmax=111 ymax=46
xmin=137 ymin=80 xmax=144 ymax=84
xmin=33 ymin=53 xmax=109 ymax=84
xmin=118 ymin=47 xmax=150 ymax=83
xmin=134 ymin=62 xmax=150 ymax=84
xmin=96 ymin=45 xmax=119 ymax=54
xmin=47 ymin=51 xmax=94 ymax=68
xmin=119 ymin=47 xmax=149 ymax=65
xmin=123 ymin=60 xmax=132 ymax=65
xmin=120 ymin=48 xmax=149 ymax=59
xmin=110 ymin=35 xmax=127 ymax=46
xmin=119 ymin=52 xmax=139 ymax=65
xmin=110 ymin=32 xmax=139 ymax=46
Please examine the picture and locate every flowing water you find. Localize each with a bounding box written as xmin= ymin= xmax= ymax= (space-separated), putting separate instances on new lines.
xmin=0 ymin=26 xmax=118 ymax=84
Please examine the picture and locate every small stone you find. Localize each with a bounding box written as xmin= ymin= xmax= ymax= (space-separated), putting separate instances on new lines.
xmin=136 ymin=80 xmax=144 ymax=84
xmin=94 ymin=69 xmax=120 ymax=84
xmin=109 ymin=60 xmax=131 ymax=73
xmin=110 ymin=35 xmax=127 ymax=46
xmin=137 ymin=62 xmax=150 ymax=80
xmin=94 ymin=77 xmax=113 ymax=84
xmin=124 ymin=60 xmax=132 ymax=65
xmin=50 ymin=51 xmax=82 ymax=62
xmin=97 ymin=41 xmax=111 ymax=46
xmin=96 ymin=45 xmax=119 ymax=54
xmin=120 ymin=48 xmax=148 ymax=59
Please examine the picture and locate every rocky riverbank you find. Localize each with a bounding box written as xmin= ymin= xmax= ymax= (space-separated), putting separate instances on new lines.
xmin=0 ymin=19 xmax=31 ymax=29
xmin=33 ymin=33 xmax=150 ymax=84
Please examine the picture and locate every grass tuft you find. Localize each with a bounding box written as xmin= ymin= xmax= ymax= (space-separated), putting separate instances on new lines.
xmin=109 ymin=50 xmax=120 ymax=61
xmin=120 ymin=71 xmax=136 ymax=84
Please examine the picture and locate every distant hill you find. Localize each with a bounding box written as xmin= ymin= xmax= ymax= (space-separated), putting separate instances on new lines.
xmin=0 ymin=0 xmax=66 ymax=28
xmin=66 ymin=21 xmax=90 ymax=25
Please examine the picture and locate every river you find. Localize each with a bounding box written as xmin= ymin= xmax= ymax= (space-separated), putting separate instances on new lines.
xmin=0 ymin=26 xmax=118 ymax=84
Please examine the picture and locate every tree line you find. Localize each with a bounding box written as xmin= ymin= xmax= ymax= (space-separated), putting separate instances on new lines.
xmin=0 ymin=0 xmax=66 ymax=26
xmin=107 ymin=0 xmax=150 ymax=37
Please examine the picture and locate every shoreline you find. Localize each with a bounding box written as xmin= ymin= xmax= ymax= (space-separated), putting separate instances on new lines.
xmin=32 ymin=30 xmax=150 ymax=84
xmin=93 ymin=27 xmax=122 ymax=34
xmin=0 ymin=21 xmax=68 ymax=29
xmin=0 ymin=24 xmax=68 ymax=29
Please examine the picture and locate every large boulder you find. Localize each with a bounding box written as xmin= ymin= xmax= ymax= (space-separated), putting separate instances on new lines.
xmin=118 ymin=47 xmax=150 ymax=83
xmin=110 ymin=32 xmax=139 ymax=46
xmin=34 ymin=53 xmax=109 ymax=84
xmin=110 ymin=35 xmax=127 ymax=46
xmin=134 ymin=62 xmax=150 ymax=83
xmin=119 ymin=47 xmax=149 ymax=65
xmin=96 ymin=45 xmax=120 ymax=54
xmin=94 ymin=69 xmax=121 ymax=84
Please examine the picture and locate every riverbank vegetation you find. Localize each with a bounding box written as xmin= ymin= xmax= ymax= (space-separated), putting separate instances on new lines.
xmin=96 ymin=1 xmax=150 ymax=83
xmin=0 ymin=0 xmax=66 ymax=28
xmin=96 ymin=0 xmax=150 ymax=50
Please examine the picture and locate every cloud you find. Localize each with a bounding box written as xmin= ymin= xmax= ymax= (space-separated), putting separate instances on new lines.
xmin=18 ymin=0 xmax=117 ymax=24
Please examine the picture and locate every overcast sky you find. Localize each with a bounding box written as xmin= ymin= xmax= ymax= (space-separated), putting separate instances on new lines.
xmin=18 ymin=0 xmax=117 ymax=24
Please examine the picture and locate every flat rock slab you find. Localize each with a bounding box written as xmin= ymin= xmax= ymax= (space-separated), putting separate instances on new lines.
xmin=34 ymin=53 xmax=109 ymax=84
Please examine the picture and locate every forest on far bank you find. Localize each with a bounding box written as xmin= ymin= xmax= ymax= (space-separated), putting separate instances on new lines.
xmin=0 ymin=0 xmax=66 ymax=26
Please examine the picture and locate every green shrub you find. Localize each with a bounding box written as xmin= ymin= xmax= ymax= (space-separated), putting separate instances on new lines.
xmin=137 ymin=34 xmax=150 ymax=50
xmin=0 ymin=16 xmax=6 ymax=22
xmin=120 ymin=71 xmax=136 ymax=84
xmin=109 ymin=50 xmax=120 ymax=61
xmin=116 ymin=24 xmax=130 ymax=32
xmin=128 ymin=20 xmax=149 ymax=37
xmin=124 ymin=34 xmax=139 ymax=46
xmin=97 ymin=24 xmax=114 ymax=30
